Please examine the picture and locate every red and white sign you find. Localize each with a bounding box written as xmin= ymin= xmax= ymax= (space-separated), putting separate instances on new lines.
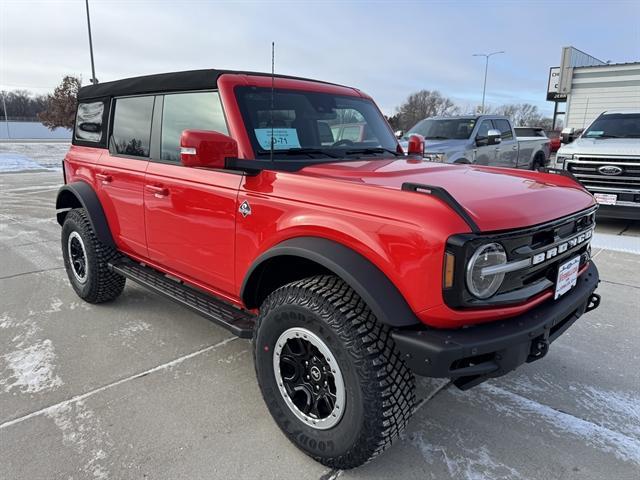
xmin=555 ymin=256 xmax=580 ymax=300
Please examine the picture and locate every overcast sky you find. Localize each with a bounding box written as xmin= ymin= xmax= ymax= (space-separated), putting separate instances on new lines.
xmin=1 ymin=0 xmax=639 ymax=116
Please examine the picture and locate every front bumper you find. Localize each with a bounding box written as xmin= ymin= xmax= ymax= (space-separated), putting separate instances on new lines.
xmin=392 ymin=262 xmax=600 ymax=390
xmin=595 ymin=204 xmax=640 ymax=220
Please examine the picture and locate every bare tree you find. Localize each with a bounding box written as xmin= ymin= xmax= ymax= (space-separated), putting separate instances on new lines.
xmin=489 ymin=103 xmax=549 ymax=127
xmin=0 ymin=90 xmax=48 ymax=120
xmin=396 ymin=90 xmax=459 ymax=131
xmin=38 ymin=75 xmax=81 ymax=130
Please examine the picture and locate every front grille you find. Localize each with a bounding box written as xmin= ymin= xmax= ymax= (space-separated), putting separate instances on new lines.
xmin=566 ymin=156 xmax=640 ymax=194
xmin=444 ymin=207 xmax=597 ymax=309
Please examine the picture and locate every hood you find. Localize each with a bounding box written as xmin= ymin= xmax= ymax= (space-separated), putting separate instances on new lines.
xmin=298 ymin=159 xmax=595 ymax=232
xmin=559 ymin=137 xmax=640 ymax=156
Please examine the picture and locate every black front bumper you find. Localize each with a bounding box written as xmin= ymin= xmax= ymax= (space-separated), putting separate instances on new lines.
xmin=392 ymin=262 xmax=600 ymax=390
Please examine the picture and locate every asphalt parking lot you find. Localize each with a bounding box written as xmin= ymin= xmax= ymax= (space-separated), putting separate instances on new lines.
xmin=1 ymin=171 xmax=639 ymax=480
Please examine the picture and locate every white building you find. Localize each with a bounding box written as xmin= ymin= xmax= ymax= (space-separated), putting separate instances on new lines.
xmin=552 ymin=47 xmax=640 ymax=130
xmin=564 ymin=62 xmax=640 ymax=129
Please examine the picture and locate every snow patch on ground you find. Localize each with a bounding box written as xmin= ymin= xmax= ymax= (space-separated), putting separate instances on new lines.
xmin=408 ymin=422 xmax=525 ymax=480
xmin=0 ymin=339 xmax=63 ymax=393
xmin=453 ymin=383 xmax=640 ymax=465
xmin=503 ymin=373 xmax=640 ymax=440
xmin=47 ymin=400 xmax=112 ymax=480
xmin=109 ymin=321 xmax=152 ymax=348
xmin=0 ymin=142 xmax=69 ymax=172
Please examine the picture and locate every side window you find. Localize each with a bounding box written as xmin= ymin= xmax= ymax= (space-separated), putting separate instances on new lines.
xmin=111 ymin=96 xmax=154 ymax=157
xmin=161 ymin=91 xmax=228 ymax=163
xmin=494 ymin=119 xmax=513 ymax=140
xmin=476 ymin=120 xmax=493 ymax=138
xmin=75 ymin=102 xmax=104 ymax=142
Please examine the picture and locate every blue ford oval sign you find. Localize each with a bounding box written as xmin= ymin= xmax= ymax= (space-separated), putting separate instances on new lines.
xmin=598 ymin=165 xmax=623 ymax=176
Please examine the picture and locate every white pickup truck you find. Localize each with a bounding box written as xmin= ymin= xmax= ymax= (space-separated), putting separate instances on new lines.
xmin=398 ymin=115 xmax=550 ymax=170
xmin=557 ymin=110 xmax=640 ymax=219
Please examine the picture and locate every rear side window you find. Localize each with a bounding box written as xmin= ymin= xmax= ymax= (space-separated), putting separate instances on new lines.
xmin=75 ymin=102 xmax=104 ymax=142
xmin=161 ymin=91 xmax=228 ymax=162
xmin=494 ymin=119 xmax=513 ymax=139
xmin=111 ymin=96 xmax=154 ymax=157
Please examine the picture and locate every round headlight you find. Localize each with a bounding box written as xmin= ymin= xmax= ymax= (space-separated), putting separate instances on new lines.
xmin=466 ymin=243 xmax=507 ymax=299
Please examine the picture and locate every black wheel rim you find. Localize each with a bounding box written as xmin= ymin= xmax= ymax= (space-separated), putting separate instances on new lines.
xmin=274 ymin=328 xmax=345 ymax=429
xmin=67 ymin=231 xmax=88 ymax=283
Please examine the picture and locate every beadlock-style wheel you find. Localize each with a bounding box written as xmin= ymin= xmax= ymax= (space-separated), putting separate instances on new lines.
xmin=273 ymin=327 xmax=346 ymax=430
xmin=61 ymin=208 xmax=125 ymax=303
xmin=67 ymin=231 xmax=88 ymax=284
xmin=253 ymin=275 xmax=416 ymax=469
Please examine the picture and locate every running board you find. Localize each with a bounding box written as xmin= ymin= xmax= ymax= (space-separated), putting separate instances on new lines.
xmin=109 ymin=260 xmax=255 ymax=338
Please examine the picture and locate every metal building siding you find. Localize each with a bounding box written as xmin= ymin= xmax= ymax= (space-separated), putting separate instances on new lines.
xmin=565 ymin=63 xmax=640 ymax=129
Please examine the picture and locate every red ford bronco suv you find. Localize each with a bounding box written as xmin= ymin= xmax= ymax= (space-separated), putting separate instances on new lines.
xmin=56 ymin=69 xmax=601 ymax=469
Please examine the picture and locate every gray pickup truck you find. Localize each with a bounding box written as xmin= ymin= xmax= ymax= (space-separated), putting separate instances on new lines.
xmin=399 ymin=115 xmax=550 ymax=170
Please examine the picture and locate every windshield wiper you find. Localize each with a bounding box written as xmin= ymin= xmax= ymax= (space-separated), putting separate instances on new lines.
xmin=424 ymin=136 xmax=450 ymax=140
xmin=344 ymin=147 xmax=401 ymax=157
xmin=278 ymin=148 xmax=340 ymax=158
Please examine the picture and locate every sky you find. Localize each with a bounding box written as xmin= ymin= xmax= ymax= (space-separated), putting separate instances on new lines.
xmin=1 ymin=0 xmax=639 ymax=117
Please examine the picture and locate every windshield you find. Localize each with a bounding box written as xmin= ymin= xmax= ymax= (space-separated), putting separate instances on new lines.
xmin=406 ymin=118 xmax=477 ymax=140
xmin=236 ymin=87 xmax=399 ymax=159
xmin=583 ymin=113 xmax=640 ymax=138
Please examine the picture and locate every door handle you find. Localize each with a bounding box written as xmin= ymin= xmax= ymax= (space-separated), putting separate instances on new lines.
xmin=145 ymin=184 xmax=169 ymax=198
xmin=96 ymin=173 xmax=112 ymax=184
xmin=512 ymin=146 xmax=518 ymax=150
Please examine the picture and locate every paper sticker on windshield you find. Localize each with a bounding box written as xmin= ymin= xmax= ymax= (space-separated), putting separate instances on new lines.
xmin=254 ymin=128 xmax=301 ymax=150
xmin=585 ymin=130 xmax=604 ymax=137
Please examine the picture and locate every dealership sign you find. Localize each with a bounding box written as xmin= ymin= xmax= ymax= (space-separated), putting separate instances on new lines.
xmin=547 ymin=67 xmax=567 ymax=102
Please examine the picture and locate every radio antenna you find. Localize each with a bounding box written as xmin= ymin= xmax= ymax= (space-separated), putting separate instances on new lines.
xmin=270 ymin=41 xmax=275 ymax=163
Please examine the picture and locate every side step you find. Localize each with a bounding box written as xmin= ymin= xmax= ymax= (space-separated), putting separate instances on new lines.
xmin=109 ymin=259 xmax=255 ymax=338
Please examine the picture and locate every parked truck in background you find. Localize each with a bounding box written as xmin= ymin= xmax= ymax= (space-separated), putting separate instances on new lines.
xmin=557 ymin=110 xmax=640 ymax=219
xmin=398 ymin=115 xmax=550 ymax=170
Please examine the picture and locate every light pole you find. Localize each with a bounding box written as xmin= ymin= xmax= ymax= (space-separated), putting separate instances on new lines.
xmin=85 ymin=0 xmax=97 ymax=84
xmin=472 ymin=51 xmax=504 ymax=113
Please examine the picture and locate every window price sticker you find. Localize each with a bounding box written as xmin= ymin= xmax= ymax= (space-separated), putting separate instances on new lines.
xmin=255 ymin=128 xmax=301 ymax=150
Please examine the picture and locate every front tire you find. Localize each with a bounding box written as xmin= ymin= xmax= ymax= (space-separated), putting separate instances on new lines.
xmin=253 ymin=275 xmax=415 ymax=469
xmin=61 ymin=208 xmax=125 ymax=303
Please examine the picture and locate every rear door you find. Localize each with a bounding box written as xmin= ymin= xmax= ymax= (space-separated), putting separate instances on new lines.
xmin=473 ymin=119 xmax=496 ymax=165
xmin=493 ymin=119 xmax=518 ymax=168
xmin=97 ymin=95 xmax=154 ymax=258
xmin=144 ymin=91 xmax=241 ymax=296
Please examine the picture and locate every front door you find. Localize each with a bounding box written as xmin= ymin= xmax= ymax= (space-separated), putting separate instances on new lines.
xmin=97 ymin=95 xmax=154 ymax=258
xmin=473 ymin=120 xmax=496 ymax=165
xmin=144 ymin=91 xmax=241 ymax=297
xmin=493 ymin=119 xmax=518 ymax=168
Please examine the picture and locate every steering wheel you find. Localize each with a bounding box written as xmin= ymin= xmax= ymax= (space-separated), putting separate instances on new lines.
xmin=332 ymin=139 xmax=355 ymax=147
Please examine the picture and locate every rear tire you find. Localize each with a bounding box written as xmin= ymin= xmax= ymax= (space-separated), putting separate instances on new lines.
xmin=253 ymin=275 xmax=415 ymax=469
xmin=531 ymin=153 xmax=546 ymax=171
xmin=61 ymin=208 xmax=125 ymax=303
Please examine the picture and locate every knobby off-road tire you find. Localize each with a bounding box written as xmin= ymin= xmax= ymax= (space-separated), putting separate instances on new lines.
xmin=253 ymin=275 xmax=416 ymax=469
xmin=61 ymin=208 xmax=125 ymax=303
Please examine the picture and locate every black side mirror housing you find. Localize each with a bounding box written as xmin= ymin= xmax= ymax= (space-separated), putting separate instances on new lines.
xmin=561 ymin=127 xmax=575 ymax=144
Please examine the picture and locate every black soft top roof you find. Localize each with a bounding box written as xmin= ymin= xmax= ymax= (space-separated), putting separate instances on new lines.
xmin=77 ymin=69 xmax=345 ymax=101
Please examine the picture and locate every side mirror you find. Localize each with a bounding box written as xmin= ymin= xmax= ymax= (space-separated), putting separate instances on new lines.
xmin=487 ymin=129 xmax=502 ymax=145
xmin=180 ymin=129 xmax=238 ymax=169
xmin=394 ymin=130 xmax=404 ymax=139
xmin=407 ymin=134 xmax=425 ymax=156
xmin=561 ymin=127 xmax=575 ymax=144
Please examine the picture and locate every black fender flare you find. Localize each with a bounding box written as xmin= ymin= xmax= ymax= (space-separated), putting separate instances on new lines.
xmin=55 ymin=181 xmax=115 ymax=248
xmin=241 ymin=237 xmax=420 ymax=327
